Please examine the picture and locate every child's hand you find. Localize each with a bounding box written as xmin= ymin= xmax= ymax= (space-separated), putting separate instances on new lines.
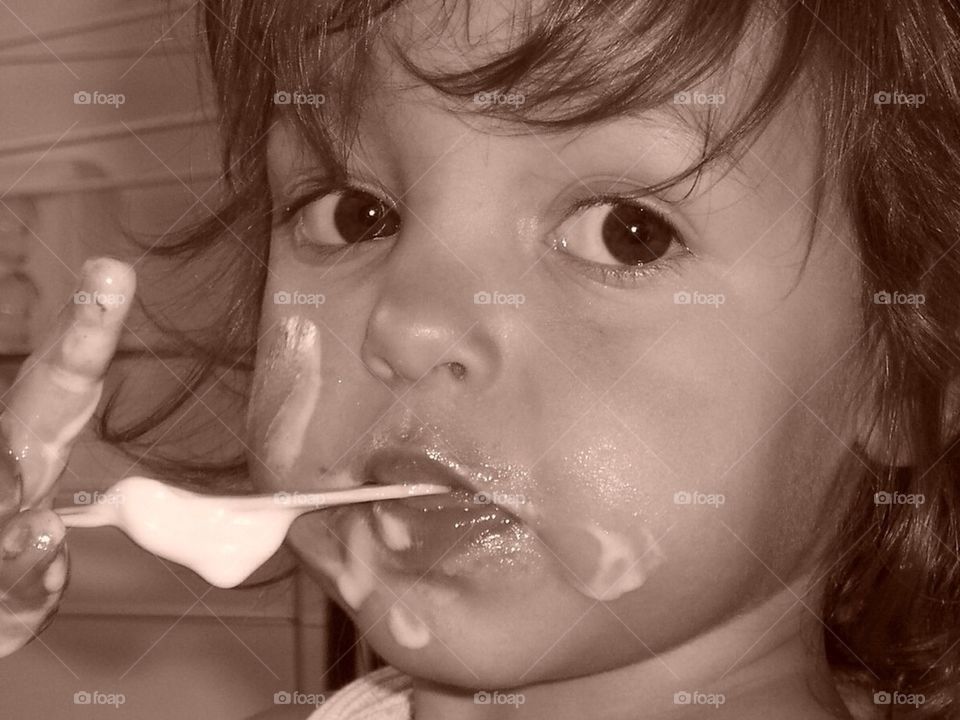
xmin=0 ymin=258 xmax=135 ymax=657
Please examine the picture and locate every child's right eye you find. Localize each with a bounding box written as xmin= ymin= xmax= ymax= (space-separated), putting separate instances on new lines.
xmin=281 ymin=188 xmax=402 ymax=249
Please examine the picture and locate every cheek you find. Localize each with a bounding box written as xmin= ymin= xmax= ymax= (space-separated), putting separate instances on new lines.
xmin=530 ymin=316 xmax=850 ymax=603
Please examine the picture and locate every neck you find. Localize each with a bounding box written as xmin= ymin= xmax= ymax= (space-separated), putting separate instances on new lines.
xmin=412 ymin=578 xmax=852 ymax=720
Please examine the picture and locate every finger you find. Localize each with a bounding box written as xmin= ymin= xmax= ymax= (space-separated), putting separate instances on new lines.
xmin=0 ymin=258 xmax=136 ymax=508
xmin=0 ymin=509 xmax=67 ymax=606
xmin=0 ymin=528 xmax=68 ymax=657
xmin=0 ymin=509 xmax=67 ymax=656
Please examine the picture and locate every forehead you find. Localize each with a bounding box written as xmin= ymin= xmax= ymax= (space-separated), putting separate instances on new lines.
xmin=303 ymin=0 xmax=775 ymax=122
xmin=267 ymin=0 xmax=810 ymax=189
xmin=303 ymin=0 xmax=548 ymax=127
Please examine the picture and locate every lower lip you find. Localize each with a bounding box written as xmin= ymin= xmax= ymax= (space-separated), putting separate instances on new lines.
xmin=359 ymin=490 xmax=536 ymax=577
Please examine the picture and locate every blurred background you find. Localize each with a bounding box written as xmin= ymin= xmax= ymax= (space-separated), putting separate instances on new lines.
xmin=0 ymin=2 xmax=347 ymax=717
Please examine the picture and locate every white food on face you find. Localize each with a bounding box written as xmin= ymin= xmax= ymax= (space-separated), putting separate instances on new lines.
xmin=374 ymin=506 xmax=412 ymax=551
xmin=263 ymin=316 xmax=322 ymax=476
xmin=579 ymin=525 xmax=665 ymax=601
xmin=334 ymin=516 xmax=379 ymax=610
xmin=387 ymin=603 xmax=431 ymax=649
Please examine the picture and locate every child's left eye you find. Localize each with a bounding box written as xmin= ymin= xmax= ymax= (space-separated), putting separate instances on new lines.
xmin=284 ymin=188 xmax=401 ymax=248
xmin=550 ymin=200 xmax=689 ymax=285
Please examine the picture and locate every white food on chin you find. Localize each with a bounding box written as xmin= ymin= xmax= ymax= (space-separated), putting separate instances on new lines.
xmin=579 ymin=525 xmax=665 ymax=601
xmin=387 ymin=603 xmax=431 ymax=649
xmin=373 ymin=506 xmax=412 ymax=551
xmin=334 ymin=516 xmax=379 ymax=610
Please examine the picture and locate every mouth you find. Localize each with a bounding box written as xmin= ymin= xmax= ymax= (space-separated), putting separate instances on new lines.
xmin=364 ymin=445 xmax=477 ymax=496
xmin=348 ymin=446 xmax=536 ymax=577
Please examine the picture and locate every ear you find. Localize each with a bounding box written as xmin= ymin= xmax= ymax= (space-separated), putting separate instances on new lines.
xmin=852 ymin=354 xmax=912 ymax=468
xmin=855 ymin=400 xmax=912 ymax=468
xmin=855 ymin=368 xmax=960 ymax=469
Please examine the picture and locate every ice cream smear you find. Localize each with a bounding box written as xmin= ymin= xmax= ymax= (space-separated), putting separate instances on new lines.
xmin=537 ymin=521 xmax=665 ymax=601
xmin=314 ymin=514 xmax=435 ymax=649
xmin=372 ymin=505 xmax=412 ymax=551
xmin=388 ymin=603 xmax=431 ymax=649
xmin=334 ymin=515 xmax=379 ymax=609
xmin=56 ymin=477 xmax=449 ymax=588
xmin=260 ymin=315 xmax=322 ymax=476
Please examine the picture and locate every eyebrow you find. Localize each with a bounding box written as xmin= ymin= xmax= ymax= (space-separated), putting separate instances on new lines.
xmin=552 ymin=109 xmax=703 ymax=151
xmin=547 ymin=109 xmax=749 ymax=187
xmin=269 ymin=100 xmax=751 ymax=204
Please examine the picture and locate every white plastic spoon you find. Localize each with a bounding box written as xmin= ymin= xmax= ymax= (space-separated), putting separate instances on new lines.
xmin=55 ymin=476 xmax=449 ymax=588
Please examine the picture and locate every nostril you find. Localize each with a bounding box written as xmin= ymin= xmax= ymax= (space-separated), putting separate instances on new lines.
xmin=447 ymin=362 xmax=467 ymax=380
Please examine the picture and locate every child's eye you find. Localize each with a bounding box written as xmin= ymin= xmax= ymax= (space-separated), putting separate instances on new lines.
xmin=283 ymin=188 xmax=401 ymax=248
xmin=551 ymin=199 xmax=690 ymax=286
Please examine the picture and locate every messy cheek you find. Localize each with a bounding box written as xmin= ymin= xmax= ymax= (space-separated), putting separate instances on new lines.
xmin=541 ymin=522 xmax=666 ymax=602
xmin=328 ymin=516 xmax=452 ymax=650
xmin=247 ymin=316 xmax=322 ymax=485
xmin=253 ymin=340 xmax=672 ymax=648
xmin=517 ymin=428 xmax=668 ymax=603
xmin=247 ymin=318 xmax=379 ymax=613
xmin=287 ymin=513 xmax=450 ymax=651
xmin=247 ymin=317 xmax=439 ymax=650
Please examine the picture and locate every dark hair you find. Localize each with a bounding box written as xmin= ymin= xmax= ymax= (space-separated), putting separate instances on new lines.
xmin=101 ymin=0 xmax=960 ymax=714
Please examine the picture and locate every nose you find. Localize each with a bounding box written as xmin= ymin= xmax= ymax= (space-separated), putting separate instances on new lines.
xmin=360 ymin=231 xmax=501 ymax=391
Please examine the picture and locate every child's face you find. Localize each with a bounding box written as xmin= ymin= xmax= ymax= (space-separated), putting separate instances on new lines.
xmin=248 ymin=2 xmax=863 ymax=688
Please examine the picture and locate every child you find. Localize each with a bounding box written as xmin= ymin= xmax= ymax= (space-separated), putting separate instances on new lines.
xmin=3 ymin=0 xmax=960 ymax=718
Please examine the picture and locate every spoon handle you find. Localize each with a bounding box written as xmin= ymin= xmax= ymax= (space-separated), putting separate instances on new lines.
xmin=270 ymin=482 xmax=451 ymax=509
xmin=56 ymin=505 xmax=115 ymax=528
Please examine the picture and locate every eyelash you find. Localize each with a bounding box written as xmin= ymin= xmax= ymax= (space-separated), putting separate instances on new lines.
xmin=275 ymin=184 xmax=337 ymax=225
xmin=273 ymin=185 xmax=692 ymax=287
xmin=274 ymin=182 xmax=389 ymax=258
xmin=549 ymin=194 xmax=692 ymax=288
